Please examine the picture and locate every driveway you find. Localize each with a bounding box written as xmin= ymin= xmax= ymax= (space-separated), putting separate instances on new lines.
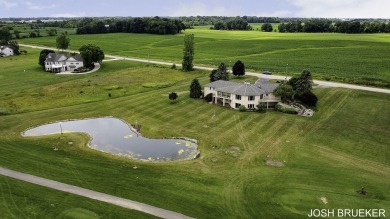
xmin=0 ymin=167 xmax=194 ymax=219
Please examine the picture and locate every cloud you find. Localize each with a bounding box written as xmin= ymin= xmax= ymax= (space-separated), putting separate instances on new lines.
xmin=288 ymin=0 xmax=390 ymax=18
xmin=50 ymin=12 xmax=87 ymax=17
xmin=168 ymin=1 xmax=242 ymax=16
xmin=0 ymin=0 xmax=18 ymax=9
xmin=25 ymin=1 xmax=56 ymax=10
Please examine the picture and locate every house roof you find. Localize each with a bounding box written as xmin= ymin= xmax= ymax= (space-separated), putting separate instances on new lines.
xmin=45 ymin=53 xmax=67 ymax=62
xmin=67 ymin=54 xmax=83 ymax=62
xmin=255 ymin=78 xmax=280 ymax=93
xmin=205 ymin=80 xmax=266 ymax=96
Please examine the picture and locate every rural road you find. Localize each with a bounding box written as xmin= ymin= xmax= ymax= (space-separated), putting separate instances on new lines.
xmin=0 ymin=167 xmax=194 ymax=219
xmin=20 ymin=44 xmax=390 ymax=94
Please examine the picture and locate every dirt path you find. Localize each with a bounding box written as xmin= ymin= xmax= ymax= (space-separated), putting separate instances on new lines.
xmin=0 ymin=167 xmax=194 ymax=219
xmin=20 ymin=44 xmax=390 ymax=94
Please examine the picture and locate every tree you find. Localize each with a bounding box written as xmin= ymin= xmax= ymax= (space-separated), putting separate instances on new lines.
xmin=294 ymin=70 xmax=313 ymax=94
xmin=79 ymin=44 xmax=105 ymax=68
xmin=274 ymin=84 xmax=295 ymax=102
xmin=190 ymin=79 xmax=202 ymax=98
xmin=56 ymin=33 xmax=70 ymax=51
xmin=39 ymin=49 xmax=55 ymax=68
xmin=0 ymin=27 xmax=12 ymax=44
xmin=210 ymin=62 xmax=229 ymax=82
xmin=182 ymin=34 xmax=194 ymax=71
xmin=47 ymin=28 xmax=57 ymax=36
xmin=169 ymin=92 xmax=178 ymax=103
xmin=261 ymin=23 xmax=273 ymax=32
xmin=232 ymin=60 xmax=245 ymax=77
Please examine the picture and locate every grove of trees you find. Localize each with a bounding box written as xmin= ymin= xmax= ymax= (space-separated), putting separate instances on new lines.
xmin=278 ymin=19 xmax=390 ymax=34
xmin=261 ymin=23 xmax=273 ymax=32
xmin=213 ymin=18 xmax=252 ymax=30
xmin=76 ymin=17 xmax=186 ymax=35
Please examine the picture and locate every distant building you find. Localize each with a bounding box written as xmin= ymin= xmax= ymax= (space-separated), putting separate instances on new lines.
xmin=44 ymin=53 xmax=84 ymax=73
xmin=204 ymin=79 xmax=281 ymax=110
xmin=0 ymin=46 xmax=14 ymax=57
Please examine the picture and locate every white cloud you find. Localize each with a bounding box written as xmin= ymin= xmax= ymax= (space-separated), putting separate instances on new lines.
xmin=169 ymin=1 xmax=242 ymax=16
xmin=0 ymin=0 xmax=18 ymax=9
xmin=257 ymin=10 xmax=292 ymax=17
xmin=50 ymin=12 xmax=87 ymax=17
xmin=25 ymin=1 xmax=56 ymax=10
xmin=288 ymin=0 xmax=390 ymax=18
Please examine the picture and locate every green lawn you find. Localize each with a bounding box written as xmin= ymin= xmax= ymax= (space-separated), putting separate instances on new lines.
xmin=0 ymin=47 xmax=389 ymax=218
xmin=18 ymin=28 xmax=390 ymax=87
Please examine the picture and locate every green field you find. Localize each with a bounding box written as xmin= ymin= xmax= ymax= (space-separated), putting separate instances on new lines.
xmin=0 ymin=48 xmax=389 ymax=218
xmin=18 ymin=27 xmax=390 ymax=87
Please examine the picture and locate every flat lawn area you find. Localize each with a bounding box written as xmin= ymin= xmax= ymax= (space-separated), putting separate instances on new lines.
xmin=0 ymin=48 xmax=389 ymax=218
xmin=18 ymin=28 xmax=390 ymax=87
xmin=0 ymin=176 xmax=156 ymax=219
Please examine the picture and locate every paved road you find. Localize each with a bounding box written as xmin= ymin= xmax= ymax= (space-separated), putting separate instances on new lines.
xmin=0 ymin=167 xmax=194 ymax=219
xmin=20 ymin=44 xmax=390 ymax=94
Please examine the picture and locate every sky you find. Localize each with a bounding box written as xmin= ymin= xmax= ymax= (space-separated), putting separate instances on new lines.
xmin=0 ymin=0 xmax=389 ymax=18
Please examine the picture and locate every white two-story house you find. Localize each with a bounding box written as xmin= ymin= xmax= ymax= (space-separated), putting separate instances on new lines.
xmin=44 ymin=53 xmax=84 ymax=72
xmin=0 ymin=46 xmax=14 ymax=57
xmin=204 ymin=79 xmax=281 ymax=110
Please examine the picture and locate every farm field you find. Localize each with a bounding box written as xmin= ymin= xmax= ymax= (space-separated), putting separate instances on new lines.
xmin=0 ymin=48 xmax=389 ymax=218
xmin=18 ymin=27 xmax=390 ymax=87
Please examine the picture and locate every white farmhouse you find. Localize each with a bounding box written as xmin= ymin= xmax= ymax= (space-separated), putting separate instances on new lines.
xmin=44 ymin=53 xmax=84 ymax=73
xmin=0 ymin=46 xmax=14 ymax=57
xmin=204 ymin=79 xmax=281 ymax=110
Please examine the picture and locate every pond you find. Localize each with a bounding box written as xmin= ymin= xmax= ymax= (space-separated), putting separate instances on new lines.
xmin=22 ymin=117 xmax=199 ymax=162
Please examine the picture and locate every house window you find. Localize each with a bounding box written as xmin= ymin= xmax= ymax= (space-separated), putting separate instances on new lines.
xmin=248 ymin=96 xmax=255 ymax=101
xmin=260 ymin=94 xmax=264 ymax=99
xmin=266 ymin=94 xmax=269 ymax=97
xmin=235 ymin=103 xmax=241 ymax=108
xmin=236 ymin=95 xmax=241 ymax=100
xmin=248 ymin=104 xmax=255 ymax=109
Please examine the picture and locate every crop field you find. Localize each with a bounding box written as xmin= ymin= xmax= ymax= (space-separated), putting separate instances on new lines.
xmin=18 ymin=27 xmax=390 ymax=87
xmin=0 ymin=48 xmax=389 ymax=218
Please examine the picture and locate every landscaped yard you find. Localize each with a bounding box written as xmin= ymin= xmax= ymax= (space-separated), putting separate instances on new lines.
xmin=0 ymin=49 xmax=389 ymax=218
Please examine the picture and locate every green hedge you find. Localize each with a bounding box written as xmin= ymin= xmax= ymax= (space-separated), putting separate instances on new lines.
xmin=275 ymin=103 xmax=298 ymax=114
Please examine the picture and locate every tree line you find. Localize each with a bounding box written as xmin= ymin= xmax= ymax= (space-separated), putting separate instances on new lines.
xmin=278 ymin=19 xmax=390 ymax=33
xmin=76 ymin=17 xmax=186 ymax=35
xmin=212 ymin=18 xmax=252 ymax=30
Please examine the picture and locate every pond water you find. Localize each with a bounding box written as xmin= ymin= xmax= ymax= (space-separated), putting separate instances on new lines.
xmin=23 ymin=117 xmax=199 ymax=162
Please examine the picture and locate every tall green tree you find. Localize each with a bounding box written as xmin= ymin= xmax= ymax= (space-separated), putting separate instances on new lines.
xmin=232 ymin=60 xmax=245 ymax=77
xmin=79 ymin=44 xmax=105 ymax=68
xmin=294 ymin=70 xmax=313 ymax=94
xmin=56 ymin=33 xmax=70 ymax=51
xmin=182 ymin=34 xmax=194 ymax=71
xmin=190 ymin=79 xmax=202 ymax=98
xmin=0 ymin=27 xmax=12 ymax=44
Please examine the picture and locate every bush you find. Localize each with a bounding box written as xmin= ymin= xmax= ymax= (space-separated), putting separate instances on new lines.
xmin=298 ymin=91 xmax=318 ymax=106
xmin=239 ymin=105 xmax=246 ymax=112
xmin=257 ymin=102 xmax=266 ymax=113
xmin=204 ymin=93 xmax=213 ymax=102
xmin=171 ymin=63 xmax=176 ymax=69
xmin=275 ymin=103 xmax=298 ymax=114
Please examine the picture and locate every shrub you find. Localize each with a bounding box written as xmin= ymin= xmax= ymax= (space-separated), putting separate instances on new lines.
xmin=171 ymin=63 xmax=176 ymax=69
xmin=257 ymin=102 xmax=266 ymax=113
xmin=239 ymin=105 xmax=246 ymax=112
xmin=204 ymin=93 xmax=213 ymax=102
xmin=275 ymin=103 xmax=298 ymax=114
xmin=298 ymin=91 xmax=318 ymax=106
